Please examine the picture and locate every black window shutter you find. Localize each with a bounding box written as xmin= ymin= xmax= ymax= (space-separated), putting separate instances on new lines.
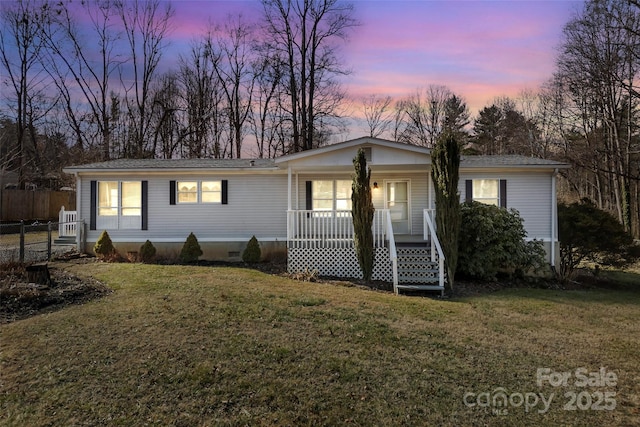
xmin=141 ymin=181 xmax=148 ymax=230
xmin=169 ymin=180 xmax=176 ymax=205
xmin=222 ymin=180 xmax=228 ymax=205
xmin=90 ymin=180 xmax=97 ymax=230
xmin=305 ymin=181 xmax=312 ymax=210
xmin=465 ymin=180 xmax=473 ymax=203
xmin=500 ymin=179 xmax=507 ymax=208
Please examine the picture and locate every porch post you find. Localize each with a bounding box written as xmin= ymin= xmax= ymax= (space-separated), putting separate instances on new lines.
xmin=427 ymin=168 xmax=432 ymax=210
xmin=287 ymin=166 xmax=292 ymax=211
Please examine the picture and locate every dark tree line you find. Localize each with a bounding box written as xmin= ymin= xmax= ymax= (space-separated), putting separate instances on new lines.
xmin=358 ymin=0 xmax=640 ymax=238
xmin=2 ymin=0 xmax=639 ymax=240
xmin=0 ymin=0 xmax=356 ymax=188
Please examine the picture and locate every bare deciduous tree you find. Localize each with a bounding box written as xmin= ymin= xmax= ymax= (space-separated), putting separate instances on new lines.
xmin=208 ymin=15 xmax=256 ymax=158
xmin=395 ymin=85 xmax=468 ymax=148
xmin=557 ymin=0 xmax=640 ymax=235
xmin=361 ymin=94 xmax=392 ymax=138
xmin=0 ymin=0 xmax=47 ymax=187
xmin=261 ymin=0 xmax=357 ymax=152
xmin=116 ymin=0 xmax=174 ymax=158
xmin=39 ymin=0 xmax=122 ymax=161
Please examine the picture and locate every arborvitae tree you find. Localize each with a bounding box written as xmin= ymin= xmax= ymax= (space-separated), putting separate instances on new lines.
xmin=242 ymin=235 xmax=262 ymax=263
xmin=179 ymin=232 xmax=203 ymax=263
xmin=94 ymin=230 xmax=116 ymax=259
xmin=351 ymin=147 xmax=375 ymax=282
xmin=139 ymin=240 xmax=157 ymax=263
xmin=431 ymin=132 xmax=461 ymax=291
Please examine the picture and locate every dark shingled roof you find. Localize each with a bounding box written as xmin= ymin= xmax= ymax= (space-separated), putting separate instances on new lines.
xmin=65 ymin=154 xmax=568 ymax=172
xmin=461 ymin=155 xmax=569 ymax=168
xmin=65 ymin=158 xmax=276 ymax=171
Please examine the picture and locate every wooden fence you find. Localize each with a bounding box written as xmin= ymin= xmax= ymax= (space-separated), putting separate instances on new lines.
xmin=1 ymin=190 xmax=76 ymax=221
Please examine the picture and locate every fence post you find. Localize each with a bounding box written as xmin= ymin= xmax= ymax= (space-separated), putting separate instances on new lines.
xmin=19 ymin=220 xmax=25 ymax=263
xmin=59 ymin=206 xmax=65 ymax=236
xmin=47 ymin=221 xmax=52 ymax=260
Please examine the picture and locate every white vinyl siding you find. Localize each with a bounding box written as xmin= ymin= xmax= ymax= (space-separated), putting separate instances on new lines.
xmin=82 ymin=174 xmax=288 ymax=242
xmin=459 ymin=172 xmax=552 ymax=240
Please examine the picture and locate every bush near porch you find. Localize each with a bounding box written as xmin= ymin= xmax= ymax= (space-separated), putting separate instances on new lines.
xmin=457 ymin=201 xmax=546 ymax=280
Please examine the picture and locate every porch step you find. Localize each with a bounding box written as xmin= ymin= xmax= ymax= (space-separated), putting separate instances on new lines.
xmin=396 ymin=245 xmax=442 ymax=287
xmin=54 ymin=236 xmax=76 ymax=245
xmin=396 ymin=284 xmax=444 ymax=291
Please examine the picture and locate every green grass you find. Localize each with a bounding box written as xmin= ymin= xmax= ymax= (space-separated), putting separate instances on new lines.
xmin=0 ymin=231 xmax=49 ymax=246
xmin=1 ymin=263 xmax=639 ymax=426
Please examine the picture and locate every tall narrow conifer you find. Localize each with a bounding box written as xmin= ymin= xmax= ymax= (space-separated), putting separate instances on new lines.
xmin=352 ymin=148 xmax=375 ymax=282
xmin=431 ymin=132 xmax=461 ymax=290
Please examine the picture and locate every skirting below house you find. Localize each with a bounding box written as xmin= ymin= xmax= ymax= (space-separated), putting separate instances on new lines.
xmin=288 ymin=246 xmax=392 ymax=282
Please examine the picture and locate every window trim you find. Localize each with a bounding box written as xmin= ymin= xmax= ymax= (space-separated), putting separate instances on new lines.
xmin=465 ymin=179 xmax=507 ymax=208
xmin=121 ymin=181 xmax=142 ymax=216
xmin=173 ymin=180 xmax=227 ymax=205
xmin=177 ymin=181 xmax=199 ymax=204
xmin=92 ymin=180 xmax=145 ymax=231
xmin=310 ymin=179 xmax=353 ymax=212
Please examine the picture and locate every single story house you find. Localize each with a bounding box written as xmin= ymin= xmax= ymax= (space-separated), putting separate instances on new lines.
xmin=62 ymin=137 xmax=569 ymax=294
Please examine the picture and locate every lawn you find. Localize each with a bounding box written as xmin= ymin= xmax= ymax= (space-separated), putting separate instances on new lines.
xmin=1 ymin=262 xmax=639 ymax=426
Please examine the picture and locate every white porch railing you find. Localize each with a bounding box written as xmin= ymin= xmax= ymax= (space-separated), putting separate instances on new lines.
xmin=58 ymin=206 xmax=77 ymax=237
xmin=287 ymin=209 xmax=399 ymax=289
xmin=385 ymin=209 xmax=399 ymax=293
xmin=287 ymin=209 xmax=389 ymax=249
xmin=423 ymin=209 xmax=445 ymax=290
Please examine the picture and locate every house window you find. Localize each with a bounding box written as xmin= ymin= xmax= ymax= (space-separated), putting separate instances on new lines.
xmin=312 ymin=180 xmax=333 ymax=211
xmin=201 ymin=181 xmax=222 ymax=203
xmin=121 ymin=182 xmax=141 ymax=216
xmin=96 ymin=180 xmax=142 ymax=230
xmin=472 ymin=179 xmax=499 ymax=206
xmin=176 ymin=181 xmax=222 ymax=204
xmin=177 ymin=181 xmax=198 ymax=203
xmin=466 ymin=179 xmax=507 ymax=208
xmin=312 ymin=180 xmax=352 ymax=211
xmin=98 ymin=181 xmax=118 ymax=216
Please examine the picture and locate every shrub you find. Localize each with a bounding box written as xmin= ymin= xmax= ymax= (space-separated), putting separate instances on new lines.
xmin=179 ymin=232 xmax=203 ymax=263
xmin=558 ymin=199 xmax=637 ymax=280
xmin=94 ymin=230 xmax=117 ymax=260
xmin=457 ymin=201 xmax=546 ymax=280
xmin=242 ymin=235 xmax=262 ymax=263
xmin=139 ymin=240 xmax=157 ymax=263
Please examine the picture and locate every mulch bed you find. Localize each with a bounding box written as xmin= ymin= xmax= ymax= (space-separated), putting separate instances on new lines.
xmin=0 ymin=257 xmax=112 ymax=324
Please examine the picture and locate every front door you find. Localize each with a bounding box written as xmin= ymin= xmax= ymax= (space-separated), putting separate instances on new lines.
xmin=385 ymin=180 xmax=410 ymax=234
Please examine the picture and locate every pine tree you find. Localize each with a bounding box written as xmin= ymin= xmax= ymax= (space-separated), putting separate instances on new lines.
xmin=431 ymin=132 xmax=461 ymax=291
xmin=180 ymin=232 xmax=203 ymax=263
xmin=351 ymin=148 xmax=375 ymax=282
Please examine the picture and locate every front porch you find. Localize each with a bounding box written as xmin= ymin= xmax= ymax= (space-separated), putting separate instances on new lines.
xmin=286 ymin=209 xmax=445 ymax=295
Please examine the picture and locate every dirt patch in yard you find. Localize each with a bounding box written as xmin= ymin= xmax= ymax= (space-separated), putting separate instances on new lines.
xmin=0 ymin=256 xmax=111 ymax=324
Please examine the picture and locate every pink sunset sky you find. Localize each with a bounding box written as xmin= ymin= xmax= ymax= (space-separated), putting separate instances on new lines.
xmin=167 ymin=0 xmax=583 ymax=124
